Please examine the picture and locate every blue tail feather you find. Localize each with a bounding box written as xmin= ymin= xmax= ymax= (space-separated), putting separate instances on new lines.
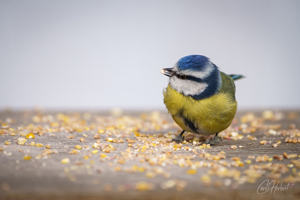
xmin=229 ymin=74 xmax=244 ymax=81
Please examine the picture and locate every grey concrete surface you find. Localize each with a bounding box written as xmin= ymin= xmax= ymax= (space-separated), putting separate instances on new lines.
xmin=0 ymin=110 xmax=300 ymax=200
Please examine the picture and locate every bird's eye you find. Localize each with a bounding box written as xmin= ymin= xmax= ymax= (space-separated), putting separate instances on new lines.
xmin=177 ymin=74 xmax=187 ymax=79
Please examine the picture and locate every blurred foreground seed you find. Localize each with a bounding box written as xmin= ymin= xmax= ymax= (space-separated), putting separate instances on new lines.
xmin=61 ymin=158 xmax=70 ymax=164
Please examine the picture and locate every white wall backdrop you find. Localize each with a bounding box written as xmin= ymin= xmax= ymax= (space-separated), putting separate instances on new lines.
xmin=1 ymin=0 xmax=300 ymax=110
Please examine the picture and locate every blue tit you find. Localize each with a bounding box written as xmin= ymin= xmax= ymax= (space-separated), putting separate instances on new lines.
xmin=161 ymin=55 xmax=244 ymax=145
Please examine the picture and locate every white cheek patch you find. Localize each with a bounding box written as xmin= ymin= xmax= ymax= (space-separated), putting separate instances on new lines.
xmin=170 ymin=76 xmax=208 ymax=96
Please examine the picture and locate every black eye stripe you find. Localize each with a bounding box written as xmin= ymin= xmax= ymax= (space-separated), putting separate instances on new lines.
xmin=176 ymin=74 xmax=187 ymax=79
xmin=175 ymin=73 xmax=203 ymax=82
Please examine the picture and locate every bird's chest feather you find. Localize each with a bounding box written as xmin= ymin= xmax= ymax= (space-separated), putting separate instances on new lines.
xmin=163 ymin=84 xmax=237 ymax=135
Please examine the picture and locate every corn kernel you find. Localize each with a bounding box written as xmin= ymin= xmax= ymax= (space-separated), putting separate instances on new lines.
xmin=61 ymin=158 xmax=70 ymax=164
xmin=134 ymin=132 xmax=141 ymax=137
xmin=292 ymin=139 xmax=297 ymax=143
xmin=260 ymin=140 xmax=266 ymax=145
xmin=213 ymin=156 xmax=221 ymax=160
xmin=136 ymin=182 xmax=153 ymax=191
xmin=103 ymin=149 xmax=110 ymax=153
xmin=50 ymin=122 xmax=59 ymax=127
xmin=231 ymin=157 xmax=241 ymax=161
xmin=92 ymin=150 xmax=98 ymax=154
xmin=273 ymin=155 xmax=283 ymax=161
xmin=262 ymin=110 xmax=273 ymax=120
xmin=75 ymin=145 xmax=82 ymax=150
xmin=100 ymin=154 xmax=107 ymax=158
xmin=272 ymin=143 xmax=278 ymax=148
xmin=106 ymin=138 xmax=113 ymax=142
xmin=237 ymin=161 xmax=244 ymax=167
xmin=146 ymin=172 xmax=156 ymax=178
xmin=98 ymin=129 xmax=105 ymax=134
xmin=23 ymin=155 xmax=31 ymax=160
xmin=138 ymin=167 xmax=146 ymax=172
xmin=83 ymin=155 xmax=89 ymax=160
xmin=17 ymin=138 xmax=27 ymax=145
xmin=4 ymin=141 xmax=11 ymax=145
xmin=26 ymin=133 xmax=35 ymax=139
xmin=106 ymin=126 xmax=115 ymax=130
xmin=287 ymin=154 xmax=297 ymax=159
xmin=69 ymin=149 xmax=78 ymax=155
xmin=93 ymin=143 xmax=100 ymax=149
xmin=201 ymin=175 xmax=211 ymax=183
xmin=114 ymin=166 xmax=122 ymax=172
xmin=187 ymin=169 xmax=197 ymax=175
xmin=67 ymin=135 xmax=74 ymax=139
xmin=36 ymin=143 xmax=44 ymax=147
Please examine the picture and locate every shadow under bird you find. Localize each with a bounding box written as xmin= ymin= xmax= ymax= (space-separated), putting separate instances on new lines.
xmin=161 ymin=55 xmax=244 ymax=145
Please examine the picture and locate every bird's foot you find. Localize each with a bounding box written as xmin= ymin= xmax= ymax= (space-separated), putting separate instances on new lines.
xmin=172 ymin=131 xmax=185 ymax=143
xmin=203 ymin=136 xmax=222 ymax=146
xmin=172 ymin=135 xmax=184 ymax=143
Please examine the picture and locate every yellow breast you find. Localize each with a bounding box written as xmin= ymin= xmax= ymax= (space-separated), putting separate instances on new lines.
xmin=163 ymin=84 xmax=237 ymax=135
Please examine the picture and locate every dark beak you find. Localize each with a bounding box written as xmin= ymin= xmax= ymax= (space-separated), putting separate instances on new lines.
xmin=160 ymin=68 xmax=174 ymax=77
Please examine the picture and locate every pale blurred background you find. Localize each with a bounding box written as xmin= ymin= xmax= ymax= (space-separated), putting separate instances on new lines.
xmin=1 ymin=0 xmax=300 ymax=110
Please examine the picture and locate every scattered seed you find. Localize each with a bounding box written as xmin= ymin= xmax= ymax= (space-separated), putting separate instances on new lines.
xmin=67 ymin=135 xmax=74 ymax=139
xmin=17 ymin=138 xmax=27 ymax=145
xmin=273 ymin=155 xmax=283 ymax=161
xmin=135 ymin=182 xmax=154 ymax=191
xmin=26 ymin=133 xmax=35 ymax=139
xmin=23 ymin=155 xmax=31 ymax=160
xmin=260 ymin=140 xmax=267 ymax=145
xmin=231 ymin=157 xmax=241 ymax=161
xmin=36 ymin=143 xmax=44 ymax=147
xmin=61 ymin=158 xmax=70 ymax=164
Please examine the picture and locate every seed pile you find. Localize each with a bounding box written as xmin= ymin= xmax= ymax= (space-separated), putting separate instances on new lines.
xmin=0 ymin=110 xmax=300 ymax=192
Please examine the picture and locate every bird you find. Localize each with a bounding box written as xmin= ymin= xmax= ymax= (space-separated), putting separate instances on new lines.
xmin=161 ymin=55 xmax=244 ymax=145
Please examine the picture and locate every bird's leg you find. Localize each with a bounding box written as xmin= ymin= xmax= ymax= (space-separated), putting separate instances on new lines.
xmin=204 ymin=133 xmax=222 ymax=145
xmin=172 ymin=130 xmax=185 ymax=143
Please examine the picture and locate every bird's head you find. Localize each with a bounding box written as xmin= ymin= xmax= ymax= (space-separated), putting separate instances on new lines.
xmin=161 ymin=55 xmax=222 ymax=99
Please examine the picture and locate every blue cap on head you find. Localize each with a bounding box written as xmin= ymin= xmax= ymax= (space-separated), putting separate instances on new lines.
xmin=177 ymin=55 xmax=209 ymax=71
